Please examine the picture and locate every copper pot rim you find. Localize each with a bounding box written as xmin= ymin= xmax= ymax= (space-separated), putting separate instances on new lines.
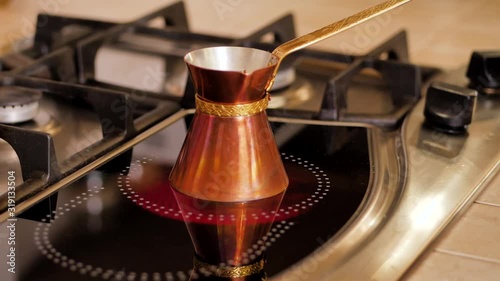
xmin=184 ymin=46 xmax=279 ymax=76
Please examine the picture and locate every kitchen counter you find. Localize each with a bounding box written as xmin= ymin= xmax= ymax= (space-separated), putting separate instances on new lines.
xmin=1 ymin=0 xmax=500 ymax=280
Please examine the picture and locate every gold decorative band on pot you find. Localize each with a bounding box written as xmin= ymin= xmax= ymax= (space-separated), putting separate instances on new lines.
xmin=193 ymin=256 xmax=265 ymax=278
xmin=195 ymin=94 xmax=269 ymax=117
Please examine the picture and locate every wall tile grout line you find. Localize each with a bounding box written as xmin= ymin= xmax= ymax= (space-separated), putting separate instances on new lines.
xmin=435 ymin=249 xmax=500 ymax=265
xmin=474 ymin=201 xmax=500 ymax=208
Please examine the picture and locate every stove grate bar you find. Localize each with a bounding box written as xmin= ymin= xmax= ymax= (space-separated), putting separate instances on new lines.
xmin=85 ymin=79 xmax=182 ymax=103
xmin=319 ymin=30 xmax=429 ymax=129
xmin=0 ymin=124 xmax=60 ymax=182
xmin=33 ymin=14 xmax=116 ymax=55
xmin=8 ymin=47 xmax=75 ymax=82
xmin=132 ymin=25 xmax=233 ymax=45
xmin=76 ymin=2 xmax=189 ymax=84
xmin=237 ymin=14 xmax=297 ymax=46
xmin=1 ymin=74 xmax=134 ymax=134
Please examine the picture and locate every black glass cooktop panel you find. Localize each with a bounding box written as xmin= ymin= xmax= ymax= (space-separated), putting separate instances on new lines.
xmin=3 ymin=115 xmax=370 ymax=281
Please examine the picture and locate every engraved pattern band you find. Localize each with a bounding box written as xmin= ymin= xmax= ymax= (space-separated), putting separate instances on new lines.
xmin=193 ymin=256 xmax=265 ymax=278
xmin=195 ymin=94 xmax=269 ymax=117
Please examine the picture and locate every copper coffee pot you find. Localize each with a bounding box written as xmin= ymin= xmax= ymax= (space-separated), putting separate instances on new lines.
xmin=169 ymin=0 xmax=411 ymax=278
xmin=169 ymin=47 xmax=287 ymax=203
xmin=169 ymin=47 xmax=287 ymax=271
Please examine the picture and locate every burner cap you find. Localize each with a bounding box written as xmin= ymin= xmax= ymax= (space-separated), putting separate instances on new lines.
xmin=0 ymin=86 xmax=42 ymax=124
xmin=269 ymin=66 xmax=296 ymax=91
xmin=269 ymin=54 xmax=299 ymax=91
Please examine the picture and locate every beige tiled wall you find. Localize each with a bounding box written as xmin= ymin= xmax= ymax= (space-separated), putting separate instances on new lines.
xmin=403 ymin=174 xmax=500 ymax=280
xmin=2 ymin=0 xmax=500 ymax=70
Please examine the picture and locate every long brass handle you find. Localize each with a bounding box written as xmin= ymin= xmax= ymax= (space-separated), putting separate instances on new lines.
xmin=267 ymin=0 xmax=411 ymax=91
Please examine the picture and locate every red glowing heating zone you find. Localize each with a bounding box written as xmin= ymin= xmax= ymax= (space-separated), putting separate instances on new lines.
xmin=123 ymin=157 xmax=322 ymax=224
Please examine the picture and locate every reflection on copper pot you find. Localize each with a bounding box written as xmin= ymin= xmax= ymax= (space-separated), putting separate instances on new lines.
xmin=173 ymin=188 xmax=284 ymax=266
xmin=190 ymin=253 xmax=268 ymax=280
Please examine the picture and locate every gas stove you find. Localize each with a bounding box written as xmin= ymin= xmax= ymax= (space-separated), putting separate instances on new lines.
xmin=0 ymin=2 xmax=499 ymax=281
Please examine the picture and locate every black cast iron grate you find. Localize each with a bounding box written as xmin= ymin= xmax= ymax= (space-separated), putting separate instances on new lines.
xmin=0 ymin=1 xmax=438 ymax=220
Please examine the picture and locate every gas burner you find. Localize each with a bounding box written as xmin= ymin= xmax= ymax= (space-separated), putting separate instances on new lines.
xmin=20 ymin=109 xmax=59 ymax=133
xmin=269 ymin=66 xmax=297 ymax=91
xmin=268 ymin=76 xmax=314 ymax=109
xmin=0 ymin=86 xmax=42 ymax=124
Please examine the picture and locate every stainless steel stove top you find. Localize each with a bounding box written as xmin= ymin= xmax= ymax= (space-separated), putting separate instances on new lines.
xmin=0 ymin=2 xmax=499 ymax=280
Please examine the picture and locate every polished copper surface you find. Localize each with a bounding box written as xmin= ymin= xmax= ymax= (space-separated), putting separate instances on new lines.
xmin=170 ymin=46 xmax=288 ymax=202
xmin=184 ymin=46 xmax=278 ymax=104
xmin=169 ymin=110 xmax=288 ymax=202
xmin=170 ymin=46 xmax=288 ymax=270
xmin=173 ymin=188 xmax=284 ymax=267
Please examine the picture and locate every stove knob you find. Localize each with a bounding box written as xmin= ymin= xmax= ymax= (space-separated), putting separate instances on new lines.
xmin=424 ymin=81 xmax=477 ymax=134
xmin=466 ymin=51 xmax=500 ymax=90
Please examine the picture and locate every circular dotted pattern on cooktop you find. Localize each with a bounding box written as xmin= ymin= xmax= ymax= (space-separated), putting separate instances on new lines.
xmin=236 ymin=220 xmax=295 ymax=266
xmin=33 ymin=187 xmax=296 ymax=280
xmin=117 ymin=153 xmax=332 ymax=222
xmin=277 ymin=152 xmax=332 ymax=218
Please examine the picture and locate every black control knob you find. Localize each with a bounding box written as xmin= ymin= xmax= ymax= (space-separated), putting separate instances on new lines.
xmin=466 ymin=51 xmax=500 ymax=91
xmin=424 ymin=81 xmax=477 ymax=134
